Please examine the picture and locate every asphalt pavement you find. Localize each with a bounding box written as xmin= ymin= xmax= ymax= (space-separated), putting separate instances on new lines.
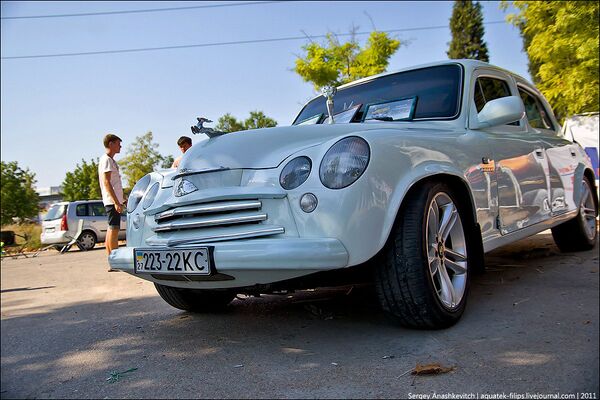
xmin=1 ymin=230 xmax=598 ymax=399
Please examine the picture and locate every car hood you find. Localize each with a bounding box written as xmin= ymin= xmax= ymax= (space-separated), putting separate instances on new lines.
xmin=178 ymin=124 xmax=365 ymax=171
xmin=178 ymin=122 xmax=456 ymax=170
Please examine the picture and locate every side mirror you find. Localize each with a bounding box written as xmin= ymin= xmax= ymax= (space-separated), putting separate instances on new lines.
xmin=473 ymin=96 xmax=525 ymax=129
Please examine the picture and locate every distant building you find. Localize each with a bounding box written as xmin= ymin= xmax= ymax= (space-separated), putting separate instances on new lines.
xmin=37 ymin=186 xmax=63 ymax=211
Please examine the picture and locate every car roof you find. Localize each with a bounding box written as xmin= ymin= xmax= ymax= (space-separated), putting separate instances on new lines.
xmin=302 ymin=59 xmax=532 ymax=104
xmin=71 ymin=200 xmax=103 ymax=204
xmin=51 ymin=200 xmax=103 ymax=206
xmin=566 ymin=111 xmax=599 ymax=118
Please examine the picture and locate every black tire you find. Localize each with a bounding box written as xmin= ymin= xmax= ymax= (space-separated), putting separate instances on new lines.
xmin=551 ymin=177 xmax=598 ymax=252
xmin=154 ymin=283 xmax=236 ymax=312
xmin=77 ymin=231 xmax=97 ymax=251
xmin=375 ymin=181 xmax=480 ymax=329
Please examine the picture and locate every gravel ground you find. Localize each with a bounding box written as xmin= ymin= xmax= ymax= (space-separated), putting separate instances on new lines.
xmin=1 ymin=230 xmax=598 ymax=399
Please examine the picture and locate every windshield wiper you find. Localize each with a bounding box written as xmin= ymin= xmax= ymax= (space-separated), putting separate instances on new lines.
xmin=368 ymin=116 xmax=394 ymax=121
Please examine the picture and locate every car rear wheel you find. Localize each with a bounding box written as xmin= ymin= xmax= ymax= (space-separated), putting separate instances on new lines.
xmin=375 ymin=181 xmax=477 ymax=329
xmin=154 ymin=283 xmax=236 ymax=312
xmin=551 ymin=177 xmax=598 ymax=252
xmin=77 ymin=231 xmax=97 ymax=251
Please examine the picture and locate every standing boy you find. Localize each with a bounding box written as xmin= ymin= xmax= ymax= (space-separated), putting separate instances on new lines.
xmin=99 ymin=133 xmax=125 ymax=269
xmin=171 ymin=136 xmax=192 ymax=168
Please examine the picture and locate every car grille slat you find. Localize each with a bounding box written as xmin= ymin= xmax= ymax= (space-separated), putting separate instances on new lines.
xmin=146 ymin=226 xmax=286 ymax=246
xmin=154 ymin=212 xmax=267 ymax=232
xmin=154 ymin=200 xmax=262 ymax=222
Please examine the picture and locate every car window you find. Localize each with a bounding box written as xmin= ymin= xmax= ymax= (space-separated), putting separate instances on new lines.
xmin=44 ymin=204 xmax=66 ymax=221
xmin=76 ymin=204 xmax=88 ymax=216
xmin=90 ymin=203 xmax=107 ymax=217
xmin=474 ymin=77 xmax=511 ymax=112
xmin=294 ymin=64 xmax=462 ymax=123
xmin=518 ymin=87 xmax=554 ymax=130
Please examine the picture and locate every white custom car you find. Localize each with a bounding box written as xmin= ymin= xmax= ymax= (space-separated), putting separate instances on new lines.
xmin=109 ymin=60 xmax=598 ymax=329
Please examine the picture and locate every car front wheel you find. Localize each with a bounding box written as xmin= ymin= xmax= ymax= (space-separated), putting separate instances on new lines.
xmin=154 ymin=283 xmax=236 ymax=312
xmin=375 ymin=181 xmax=477 ymax=329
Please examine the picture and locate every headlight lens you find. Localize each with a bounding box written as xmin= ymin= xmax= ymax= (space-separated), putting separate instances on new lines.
xmin=280 ymin=156 xmax=312 ymax=190
xmin=142 ymin=182 xmax=160 ymax=209
xmin=319 ymin=136 xmax=370 ymax=189
xmin=127 ymin=174 xmax=151 ymax=213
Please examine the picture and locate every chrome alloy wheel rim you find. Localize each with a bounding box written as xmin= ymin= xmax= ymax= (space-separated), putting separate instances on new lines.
xmin=579 ymin=180 xmax=597 ymax=241
xmin=425 ymin=192 xmax=468 ymax=310
xmin=78 ymin=233 xmax=95 ymax=250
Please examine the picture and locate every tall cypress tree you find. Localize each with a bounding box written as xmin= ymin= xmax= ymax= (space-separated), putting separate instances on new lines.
xmin=447 ymin=0 xmax=490 ymax=62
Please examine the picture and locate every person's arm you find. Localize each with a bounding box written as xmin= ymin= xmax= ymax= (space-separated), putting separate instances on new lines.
xmin=102 ymin=171 xmax=123 ymax=213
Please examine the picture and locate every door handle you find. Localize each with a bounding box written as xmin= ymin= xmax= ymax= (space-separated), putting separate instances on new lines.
xmin=570 ymin=148 xmax=577 ymax=157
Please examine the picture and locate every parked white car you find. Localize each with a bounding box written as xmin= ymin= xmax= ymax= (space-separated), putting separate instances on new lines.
xmin=109 ymin=60 xmax=598 ymax=329
xmin=41 ymin=200 xmax=126 ymax=250
xmin=562 ymin=112 xmax=599 ymax=184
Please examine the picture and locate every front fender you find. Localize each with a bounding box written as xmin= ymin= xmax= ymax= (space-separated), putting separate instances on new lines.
xmin=287 ymin=129 xmax=486 ymax=266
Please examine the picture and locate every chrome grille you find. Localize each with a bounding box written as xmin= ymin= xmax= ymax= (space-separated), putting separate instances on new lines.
xmin=152 ymin=199 xmax=283 ymax=239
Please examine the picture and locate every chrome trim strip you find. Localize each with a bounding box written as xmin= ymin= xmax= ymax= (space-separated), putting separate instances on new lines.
xmin=155 ymin=200 xmax=262 ymax=221
xmin=483 ymin=209 xmax=579 ymax=253
xmin=172 ymin=166 xmax=230 ymax=180
xmin=152 ymin=227 xmax=286 ymax=247
xmin=154 ymin=213 xmax=268 ymax=232
xmin=144 ymin=189 xmax=286 ymax=216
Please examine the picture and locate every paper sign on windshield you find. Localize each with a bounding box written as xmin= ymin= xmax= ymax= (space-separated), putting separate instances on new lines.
xmin=364 ymin=97 xmax=417 ymax=121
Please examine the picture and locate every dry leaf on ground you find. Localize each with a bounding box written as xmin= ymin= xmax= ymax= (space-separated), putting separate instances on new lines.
xmin=411 ymin=363 xmax=455 ymax=375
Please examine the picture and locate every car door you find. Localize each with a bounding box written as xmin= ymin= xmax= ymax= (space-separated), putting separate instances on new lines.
xmin=74 ymin=203 xmax=95 ymax=236
xmin=470 ymin=69 xmax=550 ymax=234
xmin=89 ymin=202 xmax=108 ymax=242
xmin=516 ymin=82 xmax=579 ymax=214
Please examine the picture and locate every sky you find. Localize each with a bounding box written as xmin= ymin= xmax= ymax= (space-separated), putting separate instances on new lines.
xmin=0 ymin=0 xmax=530 ymax=189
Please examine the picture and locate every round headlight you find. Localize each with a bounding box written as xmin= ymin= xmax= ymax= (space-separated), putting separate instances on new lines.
xmin=319 ymin=137 xmax=370 ymax=189
xmin=127 ymin=174 xmax=151 ymax=213
xmin=280 ymin=156 xmax=312 ymax=190
xmin=142 ymin=182 xmax=160 ymax=209
xmin=300 ymin=193 xmax=318 ymax=213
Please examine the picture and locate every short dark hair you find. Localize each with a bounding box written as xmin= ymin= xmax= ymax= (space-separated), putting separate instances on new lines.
xmin=177 ymin=136 xmax=192 ymax=146
xmin=103 ymin=133 xmax=122 ymax=148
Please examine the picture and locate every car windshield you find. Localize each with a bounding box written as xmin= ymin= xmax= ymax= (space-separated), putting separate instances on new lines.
xmin=293 ymin=64 xmax=462 ymax=125
xmin=44 ymin=204 xmax=66 ymax=221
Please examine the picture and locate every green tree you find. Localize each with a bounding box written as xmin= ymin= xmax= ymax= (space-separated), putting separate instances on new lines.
xmin=120 ymin=131 xmax=165 ymax=188
xmin=0 ymin=161 xmax=40 ymax=226
xmin=503 ymin=1 xmax=599 ymax=120
xmin=215 ymin=111 xmax=278 ymax=133
xmin=215 ymin=113 xmax=245 ymax=133
xmin=447 ymin=0 xmax=489 ymax=62
xmin=243 ymin=111 xmax=278 ymax=130
xmin=161 ymin=155 xmax=175 ymax=169
xmin=61 ymin=158 xmax=102 ymax=201
xmin=294 ymin=30 xmax=401 ymax=91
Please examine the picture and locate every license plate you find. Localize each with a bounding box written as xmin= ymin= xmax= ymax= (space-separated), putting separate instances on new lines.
xmin=46 ymin=227 xmax=55 ymax=233
xmin=134 ymin=248 xmax=210 ymax=275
